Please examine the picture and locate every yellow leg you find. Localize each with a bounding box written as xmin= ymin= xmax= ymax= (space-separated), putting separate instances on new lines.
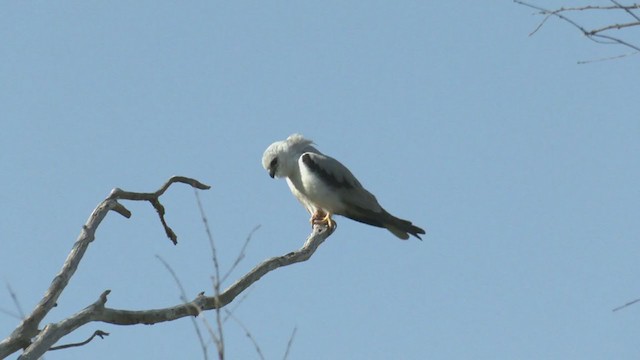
xmin=321 ymin=212 xmax=334 ymax=229
xmin=309 ymin=209 xmax=326 ymax=225
xmin=310 ymin=210 xmax=335 ymax=229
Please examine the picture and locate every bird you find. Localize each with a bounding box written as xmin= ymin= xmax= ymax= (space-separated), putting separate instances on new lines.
xmin=261 ymin=134 xmax=425 ymax=240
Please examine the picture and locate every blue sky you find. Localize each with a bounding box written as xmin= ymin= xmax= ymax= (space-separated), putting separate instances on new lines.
xmin=1 ymin=1 xmax=639 ymax=359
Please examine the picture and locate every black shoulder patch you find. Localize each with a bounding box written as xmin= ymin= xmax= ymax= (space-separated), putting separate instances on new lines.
xmin=301 ymin=153 xmax=354 ymax=189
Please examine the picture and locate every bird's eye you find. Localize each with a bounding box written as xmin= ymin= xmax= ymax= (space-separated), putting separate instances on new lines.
xmin=270 ymin=158 xmax=278 ymax=167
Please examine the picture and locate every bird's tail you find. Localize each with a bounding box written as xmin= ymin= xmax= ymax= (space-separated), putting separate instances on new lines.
xmin=382 ymin=212 xmax=425 ymax=240
xmin=343 ymin=206 xmax=425 ymax=240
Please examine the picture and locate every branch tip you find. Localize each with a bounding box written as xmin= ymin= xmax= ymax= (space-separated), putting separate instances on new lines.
xmin=111 ymin=202 xmax=131 ymax=218
xmin=49 ymin=330 xmax=110 ymax=351
xmin=168 ymin=175 xmax=211 ymax=190
xmin=98 ymin=290 xmax=111 ymax=306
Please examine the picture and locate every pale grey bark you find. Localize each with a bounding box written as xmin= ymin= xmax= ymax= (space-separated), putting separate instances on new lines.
xmin=515 ymin=0 xmax=640 ymax=61
xmin=0 ymin=176 xmax=332 ymax=359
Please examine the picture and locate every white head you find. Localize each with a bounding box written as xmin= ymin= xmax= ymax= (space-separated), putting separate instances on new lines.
xmin=262 ymin=134 xmax=316 ymax=178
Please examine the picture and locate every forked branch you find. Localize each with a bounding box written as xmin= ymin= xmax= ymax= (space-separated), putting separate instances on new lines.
xmin=515 ymin=0 xmax=640 ymax=56
xmin=0 ymin=176 xmax=332 ymax=360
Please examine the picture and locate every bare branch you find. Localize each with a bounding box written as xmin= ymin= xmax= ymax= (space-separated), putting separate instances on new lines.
xmin=49 ymin=330 xmax=109 ymax=351
xmin=6 ymin=282 xmax=25 ymax=319
xmin=110 ymin=176 xmax=211 ymax=245
xmin=0 ymin=200 xmax=120 ymax=357
xmin=612 ymin=297 xmax=640 ymax=312
xmin=589 ymin=21 xmax=640 ymax=36
xmin=223 ymin=290 xmax=253 ymax=323
xmin=588 ymin=32 xmax=640 ymax=52
xmin=157 ymin=255 xmax=209 ymax=360
xmin=611 ymin=0 xmax=640 ymax=22
xmin=224 ymin=310 xmax=265 ymax=360
xmin=577 ymin=50 xmax=639 ymax=63
xmin=0 ymin=176 xmax=211 ymax=359
xmin=1 ymin=176 xmax=332 ymax=359
xmin=282 ymin=326 xmax=297 ymax=360
xmin=0 ymin=307 xmax=21 ymax=320
xmin=221 ymin=225 xmax=261 ymax=285
xmin=19 ymin=225 xmax=330 ymax=360
xmin=515 ymin=0 xmax=640 ymax=54
xmin=530 ymin=4 xmax=640 ymax=12
xmin=194 ymin=189 xmax=225 ymax=359
xmin=19 ymin=290 xmax=112 ymax=358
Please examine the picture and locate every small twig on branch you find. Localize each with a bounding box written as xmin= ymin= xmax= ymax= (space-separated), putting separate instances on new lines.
xmin=224 ymin=310 xmax=265 ymax=360
xmin=612 ymin=297 xmax=640 ymax=312
xmin=282 ymin=326 xmax=297 ymax=360
xmin=6 ymin=282 xmax=25 ymax=319
xmin=110 ymin=176 xmax=211 ymax=244
xmin=194 ymin=190 xmax=225 ymax=360
xmin=223 ymin=290 xmax=253 ymax=323
xmin=157 ymin=255 xmax=209 ymax=360
xmin=588 ymin=21 xmax=640 ymax=36
xmin=1 ymin=176 xmax=332 ymax=360
xmin=0 ymin=307 xmax=21 ymax=320
xmin=19 ymin=224 xmax=330 ymax=360
xmin=515 ymin=0 xmax=640 ymax=54
xmin=577 ymin=50 xmax=639 ymax=63
xmin=221 ymin=225 xmax=261 ymax=284
xmin=49 ymin=330 xmax=109 ymax=351
xmin=611 ymin=0 xmax=640 ymax=22
xmin=0 ymin=176 xmax=210 ymax=360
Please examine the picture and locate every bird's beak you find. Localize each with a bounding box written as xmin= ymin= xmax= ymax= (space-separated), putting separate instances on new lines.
xmin=268 ymin=168 xmax=275 ymax=178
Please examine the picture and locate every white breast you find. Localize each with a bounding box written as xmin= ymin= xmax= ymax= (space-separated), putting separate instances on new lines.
xmin=298 ymin=158 xmax=345 ymax=214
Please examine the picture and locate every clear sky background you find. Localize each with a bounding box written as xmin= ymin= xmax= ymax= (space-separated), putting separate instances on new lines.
xmin=1 ymin=2 xmax=639 ymax=359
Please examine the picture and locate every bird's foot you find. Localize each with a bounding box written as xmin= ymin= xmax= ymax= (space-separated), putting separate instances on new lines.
xmin=310 ymin=210 xmax=325 ymax=224
xmin=311 ymin=210 xmax=335 ymax=230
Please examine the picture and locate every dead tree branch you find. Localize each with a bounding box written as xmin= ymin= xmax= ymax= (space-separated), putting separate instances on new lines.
xmin=1 ymin=283 xmax=25 ymax=321
xmin=224 ymin=310 xmax=265 ymax=360
xmin=194 ymin=189 xmax=225 ymax=359
xmin=612 ymin=297 xmax=640 ymax=312
xmin=0 ymin=176 xmax=333 ymax=359
xmin=282 ymin=326 xmax=297 ymax=360
xmin=157 ymin=255 xmax=210 ymax=360
xmin=49 ymin=330 xmax=110 ymax=351
xmin=515 ymin=0 xmax=640 ymax=56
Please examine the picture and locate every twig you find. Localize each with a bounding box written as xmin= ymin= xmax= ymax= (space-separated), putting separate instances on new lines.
xmin=223 ymin=290 xmax=253 ymax=323
xmin=221 ymin=225 xmax=261 ymax=284
xmin=194 ymin=190 xmax=225 ymax=360
xmin=6 ymin=283 xmax=26 ymax=319
xmin=588 ymin=21 xmax=640 ymax=36
xmin=588 ymin=32 xmax=640 ymax=51
xmin=0 ymin=176 xmax=333 ymax=360
xmin=0 ymin=307 xmax=21 ymax=320
xmin=17 ymin=224 xmax=330 ymax=360
xmin=49 ymin=330 xmax=109 ymax=351
xmin=224 ymin=310 xmax=265 ymax=360
xmin=282 ymin=326 xmax=297 ymax=360
xmin=515 ymin=0 xmax=640 ymax=53
xmin=611 ymin=0 xmax=640 ymax=22
xmin=200 ymin=316 xmax=220 ymax=350
xmin=110 ymin=176 xmax=211 ymax=244
xmin=157 ymin=255 xmax=209 ymax=360
xmin=0 ymin=176 xmax=211 ymax=359
xmin=612 ymin=297 xmax=640 ymax=312
xmin=577 ymin=50 xmax=639 ymax=63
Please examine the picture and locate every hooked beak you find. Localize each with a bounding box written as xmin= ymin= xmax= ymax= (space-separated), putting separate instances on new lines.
xmin=268 ymin=168 xmax=276 ymax=178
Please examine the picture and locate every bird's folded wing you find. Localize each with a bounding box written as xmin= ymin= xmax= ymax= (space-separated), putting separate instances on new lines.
xmin=301 ymin=152 xmax=382 ymax=212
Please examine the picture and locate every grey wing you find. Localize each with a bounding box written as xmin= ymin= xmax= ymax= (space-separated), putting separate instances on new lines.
xmin=300 ymin=152 xmax=382 ymax=212
xmin=301 ymin=152 xmax=425 ymax=240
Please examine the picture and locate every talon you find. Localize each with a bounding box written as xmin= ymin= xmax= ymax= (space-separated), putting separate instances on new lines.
xmin=322 ymin=212 xmax=335 ymax=229
xmin=310 ymin=210 xmax=335 ymax=229
xmin=310 ymin=210 xmax=326 ymax=224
